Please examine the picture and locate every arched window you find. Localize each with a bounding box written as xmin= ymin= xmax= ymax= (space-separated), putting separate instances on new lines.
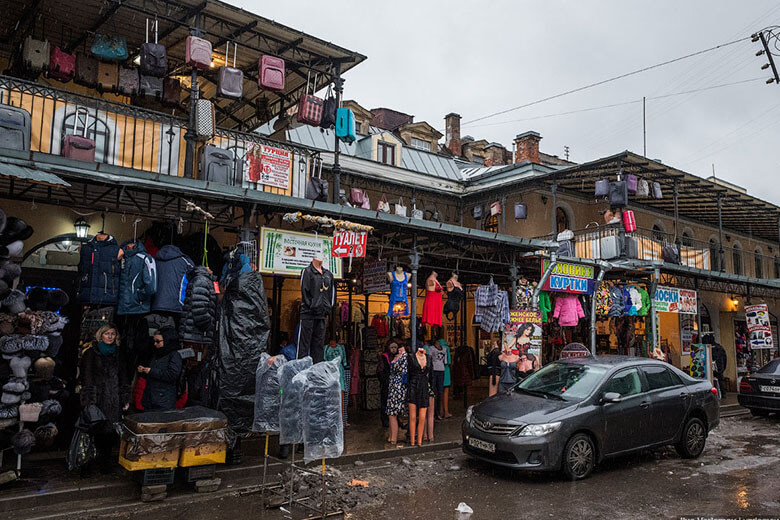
xmin=61 ymin=109 xmax=111 ymax=163
xmin=754 ymin=249 xmax=763 ymax=279
xmin=484 ymin=214 xmax=499 ymax=233
xmin=709 ymin=239 xmax=720 ymax=271
xmin=652 ymin=224 xmax=665 ymax=242
xmin=556 ymin=207 xmax=570 ymax=233
xmin=681 ymin=231 xmax=693 ymax=247
xmin=732 ymin=244 xmax=743 ymax=275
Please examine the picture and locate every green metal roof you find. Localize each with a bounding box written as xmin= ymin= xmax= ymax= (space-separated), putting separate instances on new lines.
xmin=0 ymin=160 xmax=70 ymax=188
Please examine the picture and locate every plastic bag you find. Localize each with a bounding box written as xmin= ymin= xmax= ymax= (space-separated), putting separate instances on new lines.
xmin=252 ymin=353 xmax=287 ymax=433
xmin=66 ymin=416 xmax=97 ymax=471
xmin=278 ymin=356 xmax=313 ymax=445
xmin=293 ymin=357 xmax=344 ymax=463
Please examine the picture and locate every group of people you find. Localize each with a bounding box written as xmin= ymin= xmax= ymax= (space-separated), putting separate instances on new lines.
xmin=377 ymin=337 xmax=452 ymax=446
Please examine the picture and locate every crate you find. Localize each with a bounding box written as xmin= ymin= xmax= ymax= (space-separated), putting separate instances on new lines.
xmin=140 ymin=467 xmax=175 ymax=486
xmin=179 ymin=443 xmax=226 ymax=467
xmin=118 ymin=438 xmax=179 ymax=471
xmin=183 ymin=464 xmax=216 ymax=482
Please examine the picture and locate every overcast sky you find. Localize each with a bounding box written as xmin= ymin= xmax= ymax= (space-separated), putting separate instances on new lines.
xmin=244 ymin=1 xmax=780 ymax=202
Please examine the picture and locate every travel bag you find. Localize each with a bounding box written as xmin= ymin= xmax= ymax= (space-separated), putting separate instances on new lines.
xmin=609 ymin=180 xmax=628 ymax=207
xmin=0 ymin=105 xmax=32 ymax=151
xmin=637 ymin=178 xmax=650 ymax=197
xmin=75 ymin=53 xmax=99 ymax=86
xmin=199 ymin=145 xmax=235 ymax=185
xmin=139 ymin=74 xmax=163 ymax=98
xmin=186 ymin=35 xmax=212 ymax=70
xmin=97 ymin=62 xmax=118 ymax=93
xmin=118 ymin=67 xmax=139 ymax=96
xmin=622 ymin=209 xmax=636 ymax=233
xmin=490 ymin=201 xmax=502 ymax=216
xmin=600 ymin=235 xmax=620 ymax=260
xmin=652 ymin=181 xmax=663 ymax=199
xmin=594 ymin=178 xmax=609 ymax=197
xmin=472 ymin=205 xmax=483 ymax=219
xmin=259 ymin=55 xmax=284 ymax=91
xmin=662 ymin=244 xmax=680 ymax=264
xmin=217 ymin=43 xmax=243 ymax=99
xmin=320 ymin=85 xmax=337 ymax=129
xmin=514 ymin=202 xmax=527 ymax=220
xmin=91 ymin=34 xmax=128 ymax=61
xmin=626 ymin=174 xmax=638 ymax=193
xmin=63 ymin=110 xmax=96 ymax=162
xmin=140 ymin=19 xmax=167 ymax=77
xmin=335 ymin=108 xmax=356 ymax=143
xmin=162 ymin=78 xmax=182 ymax=106
xmin=350 ymin=188 xmax=365 ymax=206
xmin=305 ymin=155 xmax=328 ymax=202
xmin=22 ymin=35 xmax=50 ymax=73
xmin=194 ymin=99 xmax=215 ymax=138
xmin=48 ymin=46 xmax=76 ymax=82
xmin=623 ymin=236 xmax=639 ymax=259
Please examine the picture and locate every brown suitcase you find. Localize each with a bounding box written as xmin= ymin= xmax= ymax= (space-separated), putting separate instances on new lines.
xmin=97 ymin=62 xmax=118 ymax=93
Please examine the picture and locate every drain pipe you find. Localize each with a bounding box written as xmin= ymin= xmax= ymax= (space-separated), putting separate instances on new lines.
xmin=650 ymin=265 xmax=660 ymax=355
xmin=590 ymin=261 xmax=611 ymax=355
xmin=532 ymin=253 xmax=557 ymax=310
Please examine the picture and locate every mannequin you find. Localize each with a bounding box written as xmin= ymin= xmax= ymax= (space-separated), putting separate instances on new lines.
xmin=298 ymin=253 xmax=334 ymax=363
xmin=386 ymin=266 xmax=409 ymax=317
xmin=421 ymin=272 xmax=443 ymax=327
xmin=443 ymin=273 xmax=463 ymax=320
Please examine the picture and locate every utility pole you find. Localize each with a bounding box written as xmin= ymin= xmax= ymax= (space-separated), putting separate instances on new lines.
xmin=753 ymin=29 xmax=780 ymax=85
xmin=563 ymin=145 xmax=570 ymax=162
xmin=642 ymin=96 xmax=647 ymax=157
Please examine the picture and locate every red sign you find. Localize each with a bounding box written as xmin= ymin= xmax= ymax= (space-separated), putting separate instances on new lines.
xmin=332 ymin=231 xmax=367 ymax=258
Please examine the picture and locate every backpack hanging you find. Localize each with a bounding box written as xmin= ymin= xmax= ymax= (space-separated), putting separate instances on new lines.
xmin=594 ymin=178 xmax=609 ymax=197
xmin=652 ymin=181 xmax=663 ymax=199
xmin=320 ymin=83 xmax=337 ymax=129
xmin=637 ymin=178 xmax=650 ymax=197
xmin=305 ymin=155 xmax=328 ymax=202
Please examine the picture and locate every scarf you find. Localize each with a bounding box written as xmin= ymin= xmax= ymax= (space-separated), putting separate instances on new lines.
xmin=96 ymin=341 xmax=116 ymax=356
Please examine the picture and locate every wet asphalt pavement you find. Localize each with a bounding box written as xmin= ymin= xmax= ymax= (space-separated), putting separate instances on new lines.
xmin=26 ymin=414 xmax=780 ymax=520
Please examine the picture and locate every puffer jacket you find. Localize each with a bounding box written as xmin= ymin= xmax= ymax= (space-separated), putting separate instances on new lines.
xmin=180 ymin=266 xmax=217 ymax=343
xmin=220 ymin=247 xmax=252 ymax=291
xmin=553 ymin=294 xmax=584 ymax=327
xmin=118 ymin=241 xmax=157 ymax=315
xmin=77 ymin=235 xmax=120 ymax=305
xmin=608 ymin=286 xmax=625 ymax=317
xmin=151 ymin=245 xmax=194 ymax=313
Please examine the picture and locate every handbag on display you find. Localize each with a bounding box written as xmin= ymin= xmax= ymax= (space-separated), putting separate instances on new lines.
xmin=637 ymin=178 xmax=650 ymax=197
xmin=320 ymin=84 xmax=337 ymax=129
xmin=609 ymin=180 xmax=628 ymax=207
xmin=361 ymin=194 xmax=371 ymax=210
xmin=490 ymin=201 xmax=502 ymax=216
xmin=622 ymin=210 xmax=637 ymax=233
xmin=377 ymin=194 xmax=390 ymax=213
xmin=412 ymin=205 xmax=424 ymax=220
xmin=350 ymin=188 xmax=365 ymax=206
xmin=472 ymin=205 xmax=483 ymax=219
xmin=626 ymin=174 xmax=638 ymax=193
xmin=514 ymin=202 xmax=527 ymax=220
xmin=652 ymin=181 xmax=663 ymax=199
xmin=91 ymin=34 xmax=128 ymax=61
xmin=594 ymin=178 xmax=609 ymax=197
xmin=305 ymin=155 xmax=328 ymax=202
xmin=394 ymin=198 xmax=408 ymax=217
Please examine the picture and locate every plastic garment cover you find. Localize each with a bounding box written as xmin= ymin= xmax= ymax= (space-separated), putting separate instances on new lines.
xmin=293 ymin=357 xmax=344 ymax=463
xmin=278 ymin=356 xmax=313 ymax=445
xmin=215 ymin=271 xmax=271 ymax=432
xmin=252 ymin=353 xmax=286 ymax=433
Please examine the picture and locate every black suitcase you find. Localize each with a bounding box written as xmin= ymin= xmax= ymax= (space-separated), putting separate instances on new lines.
xmin=609 ymin=180 xmax=628 ymax=207
xmin=0 ymin=105 xmax=32 ymax=151
xmin=139 ymin=74 xmax=163 ymax=99
xmin=199 ymin=145 xmax=235 ymax=185
xmin=140 ymin=19 xmax=167 ymax=77
xmin=623 ymin=236 xmax=639 ymax=259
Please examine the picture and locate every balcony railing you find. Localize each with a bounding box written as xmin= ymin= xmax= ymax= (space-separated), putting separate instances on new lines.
xmin=537 ymin=224 xmax=779 ymax=279
xmin=0 ymin=75 xmax=308 ymax=197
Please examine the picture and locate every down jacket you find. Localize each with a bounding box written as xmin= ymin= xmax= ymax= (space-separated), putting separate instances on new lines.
xmin=77 ymin=235 xmax=121 ymax=305
xmin=151 ymin=245 xmax=194 ymax=313
xmin=553 ymin=294 xmax=585 ymax=327
xmin=179 ymin=266 xmax=217 ymax=343
xmin=118 ymin=241 xmax=157 ymax=316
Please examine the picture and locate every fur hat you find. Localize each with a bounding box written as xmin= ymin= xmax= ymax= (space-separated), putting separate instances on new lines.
xmin=0 ymin=334 xmax=48 ymax=354
xmin=2 ymin=290 xmax=26 ymax=315
xmin=34 ymin=423 xmax=58 ymax=448
xmin=45 ymin=334 xmax=63 ymax=358
xmin=1 ymin=392 xmax=20 ymax=405
xmin=11 ymin=429 xmax=35 ymax=455
xmin=1 ymin=217 xmax=33 ymax=245
xmin=33 ymin=357 xmax=55 ymax=380
xmin=39 ymin=312 xmax=67 ymax=333
xmin=2 ymin=378 xmax=29 ymax=393
xmin=0 ymin=404 xmax=18 ymax=419
xmin=0 ymin=261 xmax=22 ymax=283
xmin=9 ymin=355 xmax=31 ymax=378
xmin=38 ymin=399 xmax=62 ymax=422
xmin=28 ymin=380 xmax=51 ymax=402
xmin=0 ymin=241 xmax=23 ymax=260
xmin=0 ymin=334 xmax=22 ymax=354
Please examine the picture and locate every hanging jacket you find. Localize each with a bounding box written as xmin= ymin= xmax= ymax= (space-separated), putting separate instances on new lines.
xmin=179 ymin=266 xmax=217 ymax=343
xmin=608 ymin=286 xmax=625 ymax=318
xmin=77 ymin=235 xmax=121 ymax=305
xmin=595 ymin=282 xmax=612 ymax=316
xmin=220 ymin=246 xmax=252 ymax=291
xmin=638 ymin=288 xmax=651 ymax=316
xmin=622 ymin=287 xmax=633 ymax=316
xmin=118 ymin=241 xmax=157 ymax=315
xmin=553 ymin=294 xmax=585 ymax=327
xmin=628 ymin=287 xmax=642 ymax=316
xmin=151 ymin=245 xmax=194 ymax=313
xmin=371 ymin=315 xmax=388 ymax=337
xmin=539 ymin=291 xmax=552 ymax=323
xmin=300 ymin=262 xmax=334 ymax=320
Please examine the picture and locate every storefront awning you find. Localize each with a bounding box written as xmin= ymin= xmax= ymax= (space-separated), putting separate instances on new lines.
xmin=0 ymin=161 xmax=70 ymax=188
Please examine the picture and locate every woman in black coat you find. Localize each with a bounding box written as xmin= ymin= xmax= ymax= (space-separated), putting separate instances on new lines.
xmin=137 ymin=327 xmax=183 ymax=411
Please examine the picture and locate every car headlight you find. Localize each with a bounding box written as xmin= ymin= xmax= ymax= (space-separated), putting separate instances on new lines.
xmin=465 ymin=405 xmax=474 ymax=425
xmin=514 ymin=422 xmax=562 ymax=437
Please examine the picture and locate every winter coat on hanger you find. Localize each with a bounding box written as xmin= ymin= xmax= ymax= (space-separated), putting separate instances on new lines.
xmin=118 ymin=241 xmax=157 ymax=315
xmin=623 ymin=287 xmax=633 ymax=316
xmin=77 ymin=234 xmax=121 ymax=305
xmin=553 ymin=294 xmax=585 ymax=327
xmin=539 ymin=291 xmax=552 ymax=323
xmin=151 ymin=245 xmax=194 ymax=313
xmin=638 ymin=288 xmax=651 ymax=316
xmin=179 ymin=266 xmax=218 ymax=343
xmin=628 ymin=287 xmax=642 ymax=316
xmin=595 ymin=282 xmax=612 ymax=316
xmin=608 ymin=286 xmax=625 ymax=318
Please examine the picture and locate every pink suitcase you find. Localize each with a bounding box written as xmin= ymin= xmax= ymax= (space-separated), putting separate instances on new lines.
xmin=259 ymin=55 xmax=284 ymax=90
xmin=63 ymin=134 xmax=96 ymax=162
xmin=48 ymin=46 xmax=75 ymax=83
xmin=185 ymin=35 xmax=212 ymax=70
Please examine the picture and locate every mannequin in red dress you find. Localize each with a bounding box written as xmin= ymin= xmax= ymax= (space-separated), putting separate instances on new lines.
xmin=421 ymin=272 xmax=443 ymax=327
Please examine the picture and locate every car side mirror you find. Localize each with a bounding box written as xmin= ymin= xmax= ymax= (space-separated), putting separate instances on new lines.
xmin=602 ymin=392 xmax=621 ymax=403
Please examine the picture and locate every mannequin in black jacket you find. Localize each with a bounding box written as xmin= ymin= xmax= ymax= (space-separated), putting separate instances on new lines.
xmin=297 ymin=254 xmax=334 ymax=363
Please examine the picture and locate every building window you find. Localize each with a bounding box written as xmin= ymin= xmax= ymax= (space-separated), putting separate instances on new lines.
xmin=556 ymin=207 xmax=570 ymax=234
xmin=710 ymin=239 xmax=721 ymax=271
xmin=484 ymin=214 xmax=499 ymax=233
xmin=733 ymin=246 xmax=743 ymax=275
xmin=755 ymin=250 xmax=763 ymax=278
xmin=410 ymin=137 xmax=430 ymax=151
xmin=652 ymin=225 xmax=665 ymax=242
xmin=681 ymin=232 xmax=693 ymax=247
xmin=377 ymin=141 xmax=395 ymax=165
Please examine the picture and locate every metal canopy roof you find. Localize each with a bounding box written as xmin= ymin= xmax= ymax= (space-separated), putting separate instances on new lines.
xmin=1 ymin=0 xmax=366 ymax=131
xmin=540 ymin=151 xmax=780 ymax=243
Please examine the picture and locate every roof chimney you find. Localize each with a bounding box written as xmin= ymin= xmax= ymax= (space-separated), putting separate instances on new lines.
xmin=445 ymin=113 xmax=461 ymax=157
xmin=514 ymin=131 xmax=542 ymax=164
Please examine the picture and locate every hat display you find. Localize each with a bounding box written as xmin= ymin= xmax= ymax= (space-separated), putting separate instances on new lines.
xmin=9 ymin=355 xmax=31 ymax=378
xmin=2 ymin=289 xmax=26 ymax=315
xmin=11 ymin=429 xmax=35 ymax=455
xmin=33 ymin=357 xmax=55 ymax=380
xmin=1 ymin=217 xmax=33 ymax=245
xmin=0 ymin=404 xmax=18 ymax=419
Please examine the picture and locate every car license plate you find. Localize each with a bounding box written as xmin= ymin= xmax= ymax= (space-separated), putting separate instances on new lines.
xmin=468 ymin=437 xmax=495 ymax=453
xmin=760 ymin=385 xmax=780 ymax=394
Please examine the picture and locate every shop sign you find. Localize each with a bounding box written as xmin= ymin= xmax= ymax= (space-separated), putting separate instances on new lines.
xmin=362 ymin=260 xmax=389 ymax=294
xmin=541 ymin=261 xmax=595 ymax=295
xmin=654 ymin=286 xmax=697 ymax=314
xmin=503 ymin=310 xmax=543 ymax=367
xmin=245 ymin=144 xmax=292 ymax=189
xmin=560 ymin=343 xmax=592 ymax=359
xmin=259 ymin=227 xmax=342 ymax=278
xmin=332 ymin=230 xmax=367 ymax=258
xmin=746 ymin=304 xmax=773 ymax=349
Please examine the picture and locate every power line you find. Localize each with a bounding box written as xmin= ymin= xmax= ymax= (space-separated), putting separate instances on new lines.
xmin=458 ymin=36 xmax=752 ymax=128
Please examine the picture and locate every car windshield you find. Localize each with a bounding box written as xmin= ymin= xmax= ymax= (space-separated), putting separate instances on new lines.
xmin=756 ymin=359 xmax=780 ymax=375
xmin=516 ymin=362 xmax=608 ymax=401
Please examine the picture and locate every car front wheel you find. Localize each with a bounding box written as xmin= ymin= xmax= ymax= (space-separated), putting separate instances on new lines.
xmin=675 ymin=417 xmax=706 ymax=459
xmin=561 ymin=433 xmax=595 ymax=480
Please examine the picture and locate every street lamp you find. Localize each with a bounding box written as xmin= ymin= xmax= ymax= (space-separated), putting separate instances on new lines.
xmin=74 ymin=218 xmax=90 ymax=239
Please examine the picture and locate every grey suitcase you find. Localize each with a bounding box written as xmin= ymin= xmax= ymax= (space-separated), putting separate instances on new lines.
xmin=118 ymin=67 xmax=139 ymax=96
xmin=22 ymin=36 xmax=50 ymax=73
xmin=0 ymin=105 xmax=32 ymax=151
xmin=217 ymin=42 xmax=243 ymax=99
xmin=199 ymin=145 xmax=235 ymax=185
xmin=600 ymin=235 xmax=620 ymax=260
xmin=139 ymin=74 xmax=163 ymax=98
xmin=623 ymin=236 xmax=639 ymax=259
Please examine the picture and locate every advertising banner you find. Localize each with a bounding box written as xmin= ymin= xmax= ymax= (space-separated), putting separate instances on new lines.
xmin=246 ymin=144 xmax=292 ymax=189
xmin=745 ymin=304 xmax=773 ymax=349
xmin=654 ymin=286 xmax=697 ymax=314
xmin=503 ymin=310 xmax=543 ymax=366
xmin=362 ymin=260 xmax=389 ymax=294
xmin=259 ymin=227 xmax=342 ymax=278
xmin=541 ymin=261 xmax=595 ymax=295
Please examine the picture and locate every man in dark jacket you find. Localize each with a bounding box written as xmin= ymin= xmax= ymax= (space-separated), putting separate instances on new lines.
xmin=179 ymin=266 xmax=217 ymax=343
xmin=118 ymin=241 xmax=157 ymax=315
xmin=137 ymin=327 xmax=183 ymax=411
xmin=705 ymin=334 xmax=728 ymax=397
xmin=152 ymin=245 xmax=194 ymax=313
xmin=297 ymin=255 xmax=334 ymax=363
